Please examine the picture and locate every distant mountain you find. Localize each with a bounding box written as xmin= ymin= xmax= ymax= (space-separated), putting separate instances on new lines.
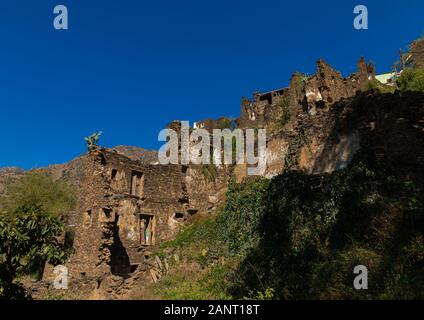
xmin=0 ymin=145 xmax=159 ymax=194
xmin=111 ymin=146 xmax=158 ymax=164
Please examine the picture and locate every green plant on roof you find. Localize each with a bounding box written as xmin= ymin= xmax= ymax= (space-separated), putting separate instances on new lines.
xmin=84 ymin=131 xmax=102 ymax=149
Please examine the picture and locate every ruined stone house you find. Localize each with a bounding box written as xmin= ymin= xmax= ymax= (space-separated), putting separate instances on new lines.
xmin=52 ymin=146 xmax=228 ymax=282
xmin=232 ymin=58 xmax=377 ymax=178
xmin=237 ymin=57 xmax=376 ymax=128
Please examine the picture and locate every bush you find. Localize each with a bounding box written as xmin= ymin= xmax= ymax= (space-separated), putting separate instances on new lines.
xmin=397 ymin=69 xmax=424 ymax=92
xmin=217 ymin=178 xmax=270 ymax=258
xmin=0 ymin=206 xmax=73 ymax=299
xmin=365 ymin=80 xmax=396 ymax=94
xmin=292 ymin=72 xmax=309 ymax=91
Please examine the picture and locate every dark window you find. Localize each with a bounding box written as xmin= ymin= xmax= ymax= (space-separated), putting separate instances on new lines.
xmin=175 ymin=212 xmax=185 ymax=220
xmin=103 ymin=208 xmax=112 ymax=219
xmin=111 ymin=169 xmax=118 ymax=180
xmin=130 ymin=264 xmax=139 ymax=273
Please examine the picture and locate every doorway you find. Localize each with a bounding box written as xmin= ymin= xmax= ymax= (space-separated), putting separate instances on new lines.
xmin=140 ymin=214 xmax=155 ymax=246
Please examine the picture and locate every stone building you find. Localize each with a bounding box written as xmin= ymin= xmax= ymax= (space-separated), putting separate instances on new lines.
xmin=61 ymin=146 xmax=228 ymax=281
xmin=238 ymin=88 xmax=289 ymax=129
xmin=231 ymin=57 xmax=375 ymax=178
xmin=237 ymin=57 xmax=375 ymax=128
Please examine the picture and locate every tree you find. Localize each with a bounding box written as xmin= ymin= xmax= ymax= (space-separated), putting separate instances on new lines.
xmin=0 ymin=206 xmax=73 ymax=299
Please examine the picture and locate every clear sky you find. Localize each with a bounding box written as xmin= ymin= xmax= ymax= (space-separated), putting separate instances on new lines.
xmin=0 ymin=0 xmax=423 ymax=169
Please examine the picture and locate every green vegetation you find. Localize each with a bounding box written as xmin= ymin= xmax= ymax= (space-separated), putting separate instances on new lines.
xmin=202 ymin=164 xmax=218 ymax=182
xmin=293 ymin=72 xmax=309 ymax=92
xmin=153 ymin=149 xmax=424 ymax=300
xmin=268 ymin=97 xmax=291 ymax=135
xmin=254 ymin=288 xmax=276 ymax=300
xmin=223 ymin=154 xmax=424 ymax=299
xmin=0 ymin=173 xmax=76 ymax=299
xmin=0 ymin=206 xmax=73 ymax=299
xmin=84 ymin=131 xmax=102 ymax=149
xmin=365 ymin=79 xmax=396 ymax=94
xmin=278 ymin=97 xmax=291 ymax=127
xmin=158 ymin=216 xmax=227 ymax=267
xmin=42 ymin=291 xmax=83 ymax=300
xmin=0 ymin=172 xmax=76 ymax=218
xmin=153 ymin=216 xmax=234 ymax=300
xmin=153 ymin=265 xmax=232 ymax=300
xmin=217 ymin=178 xmax=270 ymax=258
xmin=397 ymin=68 xmax=424 ymax=92
xmin=283 ymin=126 xmax=310 ymax=170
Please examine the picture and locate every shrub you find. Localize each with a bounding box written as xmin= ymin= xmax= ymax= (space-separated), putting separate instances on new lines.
xmin=292 ymin=72 xmax=309 ymax=92
xmin=254 ymin=287 xmax=276 ymax=300
xmin=397 ymin=69 xmax=424 ymax=92
xmin=365 ymin=80 xmax=396 ymax=94
xmin=0 ymin=206 xmax=73 ymax=299
xmin=217 ymin=178 xmax=270 ymax=258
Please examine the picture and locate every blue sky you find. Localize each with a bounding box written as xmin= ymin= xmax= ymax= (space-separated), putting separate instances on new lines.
xmin=0 ymin=0 xmax=423 ymax=169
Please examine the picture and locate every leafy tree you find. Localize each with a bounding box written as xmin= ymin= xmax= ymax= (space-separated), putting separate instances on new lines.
xmin=0 ymin=172 xmax=76 ymax=218
xmin=0 ymin=206 xmax=73 ymax=299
